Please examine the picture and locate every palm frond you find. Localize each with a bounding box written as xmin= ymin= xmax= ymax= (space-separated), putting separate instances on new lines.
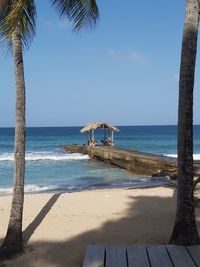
xmin=0 ymin=0 xmax=12 ymax=16
xmin=0 ymin=0 xmax=36 ymax=49
xmin=51 ymin=0 xmax=99 ymax=31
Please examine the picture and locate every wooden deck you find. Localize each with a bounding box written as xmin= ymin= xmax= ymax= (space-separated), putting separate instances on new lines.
xmin=82 ymin=245 xmax=200 ymax=267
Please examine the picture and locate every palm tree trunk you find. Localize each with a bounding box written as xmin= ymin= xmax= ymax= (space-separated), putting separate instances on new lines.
xmin=0 ymin=25 xmax=26 ymax=257
xmin=170 ymin=0 xmax=200 ymax=245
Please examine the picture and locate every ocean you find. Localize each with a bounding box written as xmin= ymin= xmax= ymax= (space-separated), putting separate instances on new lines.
xmin=0 ymin=125 xmax=200 ymax=195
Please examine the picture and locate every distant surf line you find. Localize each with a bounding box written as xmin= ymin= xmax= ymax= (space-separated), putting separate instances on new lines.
xmin=0 ymin=152 xmax=90 ymax=162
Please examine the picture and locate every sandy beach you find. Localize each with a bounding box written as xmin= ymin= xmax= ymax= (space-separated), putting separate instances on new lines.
xmin=0 ymin=186 xmax=200 ymax=267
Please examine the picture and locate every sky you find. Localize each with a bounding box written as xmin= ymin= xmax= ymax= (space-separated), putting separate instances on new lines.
xmin=1 ymin=0 xmax=200 ymax=127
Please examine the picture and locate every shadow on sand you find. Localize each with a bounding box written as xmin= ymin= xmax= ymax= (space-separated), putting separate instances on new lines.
xmin=23 ymin=193 xmax=61 ymax=244
xmin=1 ymin=188 xmax=200 ymax=267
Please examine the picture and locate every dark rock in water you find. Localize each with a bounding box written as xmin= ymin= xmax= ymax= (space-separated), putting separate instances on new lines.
xmin=62 ymin=144 xmax=86 ymax=154
xmin=152 ymin=169 xmax=177 ymax=180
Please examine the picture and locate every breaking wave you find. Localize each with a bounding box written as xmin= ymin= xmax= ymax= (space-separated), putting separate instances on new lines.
xmin=165 ymin=153 xmax=200 ymax=160
xmin=0 ymin=184 xmax=62 ymax=194
xmin=0 ymin=151 xmax=90 ymax=162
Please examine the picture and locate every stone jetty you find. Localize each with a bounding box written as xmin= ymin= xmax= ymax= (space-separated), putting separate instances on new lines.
xmin=63 ymin=145 xmax=200 ymax=179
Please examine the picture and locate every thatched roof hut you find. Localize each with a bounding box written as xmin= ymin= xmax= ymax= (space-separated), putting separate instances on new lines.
xmin=80 ymin=122 xmax=119 ymax=133
xmin=80 ymin=122 xmax=119 ymax=146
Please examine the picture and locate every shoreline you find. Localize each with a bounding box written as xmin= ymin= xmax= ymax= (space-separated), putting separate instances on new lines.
xmin=0 ymin=178 xmax=176 ymax=197
xmin=1 ymin=186 xmax=199 ymax=267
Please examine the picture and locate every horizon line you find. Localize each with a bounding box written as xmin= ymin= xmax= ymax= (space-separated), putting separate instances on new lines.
xmin=0 ymin=124 xmax=195 ymax=128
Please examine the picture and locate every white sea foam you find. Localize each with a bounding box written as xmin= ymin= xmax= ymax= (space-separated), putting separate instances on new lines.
xmin=165 ymin=153 xmax=200 ymax=160
xmin=0 ymin=187 xmax=13 ymax=194
xmin=165 ymin=154 xmax=177 ymax=158
xmin=0 ymin=152 xmax=90 ymax=162
xmin=0 ymin=184 xmax=61 ymax=194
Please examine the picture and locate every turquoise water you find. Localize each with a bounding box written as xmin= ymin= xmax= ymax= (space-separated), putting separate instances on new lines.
xmin=1 ymin=125 xmax=200 ymax=194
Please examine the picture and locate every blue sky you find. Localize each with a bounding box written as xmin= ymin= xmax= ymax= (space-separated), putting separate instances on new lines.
xmin=1 ymin=0 xmax=200 ymax=127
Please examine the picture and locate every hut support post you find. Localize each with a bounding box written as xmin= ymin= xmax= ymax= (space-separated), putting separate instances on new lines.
xmin=80 ymin=122 xmax=119 ymax=146
xmin=92 ymin=129 xmax=95 ymax=141
xmin=111 ymin=130 xmax=114 ymax=142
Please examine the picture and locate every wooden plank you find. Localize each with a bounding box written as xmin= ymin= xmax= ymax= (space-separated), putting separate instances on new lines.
xmin=167 ymin=245 xmax=196 ymax=267
xmin=127 ymin=245 xmax=150 ymax=267
xmin=105 ymin=245 xmax=127 ymax=267
xmin=147 ymin=245 xmax=173 ymax=267
xmin=83 ymin=245 xmax=105 ymax=267
xmin=187 ymin=245 xmax=200 ymax=266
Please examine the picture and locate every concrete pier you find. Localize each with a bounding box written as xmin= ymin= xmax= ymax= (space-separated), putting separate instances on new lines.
xmin=63 ymin=145 xmax=200 ymax=178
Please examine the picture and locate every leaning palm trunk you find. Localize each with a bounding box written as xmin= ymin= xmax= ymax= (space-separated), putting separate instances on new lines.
xmin=0 ymin=25 xmax=26 ymax=257
xmin=0 ymin=0 xmax=99 ymax=259
xmin=170 ymin=0 xmax=200 ymax=245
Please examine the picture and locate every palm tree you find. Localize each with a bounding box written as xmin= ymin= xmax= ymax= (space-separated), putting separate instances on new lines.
xmin=170 ymin=0 xmax=200 ymax=245
xmin=0 ymin=0 xmax=99 ymax=258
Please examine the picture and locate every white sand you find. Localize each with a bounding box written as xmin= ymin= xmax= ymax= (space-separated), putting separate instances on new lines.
xmin=0 ymin=186 xmax=200 ymax=267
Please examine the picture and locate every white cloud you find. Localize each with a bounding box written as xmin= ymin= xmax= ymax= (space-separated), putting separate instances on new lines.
xmin=108 ymin=49 xmax=120 ymax=59
xmin=43 ymin=21 xmax=54 ymax=29
xmin=109 ymin=49 xmax=147 ymax=64
xmin=43 ymin=20 xmax=71 ymax=30
xmin=58 ymin=20 xmax=71 ymax=30
xmin=129 ymin=50 xmax=146 ymax=63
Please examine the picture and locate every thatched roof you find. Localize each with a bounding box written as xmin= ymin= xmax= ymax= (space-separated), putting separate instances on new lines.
xmin=80 ymin=122 xmax=119 ymax=133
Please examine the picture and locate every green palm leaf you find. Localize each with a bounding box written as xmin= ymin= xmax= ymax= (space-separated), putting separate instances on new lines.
xmin=51 ymin=0 xmax=99 ymax=31
xmin=0 ymin=0 xmax=36 ymax=48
